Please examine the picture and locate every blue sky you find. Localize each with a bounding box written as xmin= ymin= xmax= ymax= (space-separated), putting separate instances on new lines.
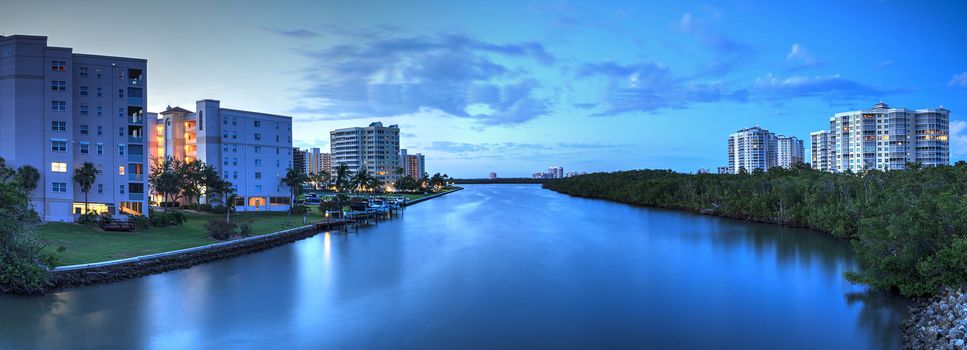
xmin=3 ymin=0 xmax=967 ymax=177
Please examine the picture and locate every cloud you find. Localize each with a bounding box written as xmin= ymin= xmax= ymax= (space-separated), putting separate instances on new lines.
xmin=289 ymin=32 xmax=555 ymax=126
xmin=950 ymin=71 xmax=967 ymax=88
xmin=874 ymin=60 xmax=895 ymax=69
xmin=675 ymin=11 xmax=749 ymax=53
xmin=575 ymin=61 xmax=746 ymax=116
xmin=951 ymin=120 xmax=967 ymax=156
xmin=424 ymin=141 xmax=631 ymax=159
xmin=752 ymin=74 xmax=908 ymax=101
xmin=785 ymin=43 xmax=825 ymax=69
xmin=267 ymin=28 xmax=319 ymax=38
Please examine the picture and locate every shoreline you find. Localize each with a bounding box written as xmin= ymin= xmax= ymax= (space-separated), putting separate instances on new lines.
xmin=32 ymin=188 xmax=464 ymax=294
xmin=541 ymin=185 xmax=957 ymax=349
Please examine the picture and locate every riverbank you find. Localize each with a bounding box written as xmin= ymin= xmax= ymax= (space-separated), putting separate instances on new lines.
xmin=903 ymin=287 xmax=967 ymax=349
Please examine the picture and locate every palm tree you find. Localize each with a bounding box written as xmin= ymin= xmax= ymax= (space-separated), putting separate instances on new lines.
xmin=225 ymin=193 xmax=239 ymax=223
xmin=352 ymin=168 xmax=373 ymax=193
xmin=281 ymin=168 xmax=308 ymax=226
xmin=73 ymin=162 xmax=97 ymax=214
xmin=334 ymin=164 xmax=350 ymax=193
xmin=15 ymin=165 xmax=40 ymax=207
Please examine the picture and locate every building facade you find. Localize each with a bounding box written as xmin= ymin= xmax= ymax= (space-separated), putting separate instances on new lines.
xmin=293 ymin=147 xmax=308 ymax=174
xmin=489 ymin=172 xmax=497 ymax=180
xmin=156 ymin=100 xmax=293 ymax=212
xmin=305 ymin=147 xmax=331 ymax=175
xmin=815 ymin=102 xmax=949 ymax=172
xmin=727 ymin=126 xmax=778 ymax=174
xmin=0 ymin=35 xmax=149 ymax=221
xmin=810 ymin=130 xmax=830 ymax=171
xmin=330 ymin=122 xmax=401 ymax=185
xmin=400 ymin=149 xmax=425 ymax=180
xmin=547 ymin=166 xmax=564 ymax=179
xmin=777 ymin=136 xmax=805 ymax=169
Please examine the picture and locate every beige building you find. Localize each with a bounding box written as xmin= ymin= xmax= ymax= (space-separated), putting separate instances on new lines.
xmin=330 ymin=122 xmax=401 ymax=184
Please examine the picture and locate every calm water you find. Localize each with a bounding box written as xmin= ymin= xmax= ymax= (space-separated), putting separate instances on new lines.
xmin=0 ymin=184 xmax=908 ymax=349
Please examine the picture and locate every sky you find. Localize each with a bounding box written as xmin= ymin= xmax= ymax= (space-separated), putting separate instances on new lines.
xmin=3 ymin=0 xmax=967 ymax=178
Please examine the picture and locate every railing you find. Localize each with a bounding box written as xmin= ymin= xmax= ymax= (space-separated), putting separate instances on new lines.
xmin=129 ymin=79 xmax=142 ymax=86
xmin=128 ymin=174 xmax=144 ymax=181
xmin=127 ymin=116 xmax=143 ymax=124
xmin=127 ymin=97 xmax=143 ymax=106
xmin=128 ymin=153 xmax=144 ymax=162
xmin=128 ymin=136 xmax=143 ymax=144
xmin=128 ymin=193 xmax=144 ymax=201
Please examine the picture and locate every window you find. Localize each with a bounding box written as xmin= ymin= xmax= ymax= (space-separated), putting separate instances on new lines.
xmin=97 ymin=126 xmax=103 ymax=135
xmin=52 ymin=182 xmax=67 ymax=193
xmin=51 ymin=162 xmax=67 ymax=173
xmin=97 ymin=184 xmax=103 ymax=194
xmin=276 ymin=148 xmax=280 ymax=155
xmin=255 ymin=159 xmax=262 ymax=166
xmin=255 ymin=172 xmax=262 ymax=179
xmin=255 ymin=185 xmax=262 ymax=193
xmin=79 ymin=143 xmax=89 ymax=154
xmin=198 ymin=111 xmax=203 ymax=131
xmin=96 ymin=143 xmax=103 ymax=155
xmin=233 ymin=158 xmax=237 ymax=166
xmin=51 ymin=140 xmax=67 ymax=152
xmin=254 ymin=120 xmax=261 ymax=127
xmin=80 ymin=125 xmax=89 ymax=134
xmin=80 ymin=67 xmax=88 ymax=77
xmin=51 ymin=121 xmax=66 ymax=131
xmin=51 ymin=61 xmax=66 ymax=72
xmin=51 ymin=100 xmax=66 ymax=111
xmin=80 ymin=105 xmax=89 ymax=115
xmin=254 ymin=133 xmax=261 ymax=141
xmin=51 ymin=80 xmax=66 ymax=91
xmin=118 ymin=108 xmax=124 ymax=118
xmin=96 ymin=68 xmax=102 ymax=79
xmin=119 ymin=185 xmax=125 ymax=194
xmin=276 ymin=135 xmax=279 ymax=142
xmin=119 ymin=166 xmax=125 ymax=175
xmin=96 ymin=106 xmax=103 ymax=117
xmin=254 ymin=146 xmax=261 ymax=153
xmin=118 ymin=89 xmax=124 ymax=98
xmin=118 ymin=127 xmax=124 ymax=136
xmin=118 ymin=145 xmax=126 ymax=156
xmin=233 ymin=171 xmax=238 ymax=179
xmin=80 ymin=86 xmax=88 ymax=96
xmin=97 ymin=87 xmax=103 ymax=97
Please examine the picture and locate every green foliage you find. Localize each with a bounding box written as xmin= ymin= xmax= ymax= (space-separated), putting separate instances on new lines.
xmin=544 ymin=164 xmax=967 ymax=297
xmin=130 ymin=215 xmax=151 ymax=230
xmin=146 ymin=211 xmax=186 ymax=228
xmin=76 ymin=212 xmax=101 ymax=225
xmin=204 ymin=218 xmax=237 ymax=241
xmin=238 ymin=220 xmax=253 ymax=237
xmin=0 ymin=158 xmax=53 ymax=294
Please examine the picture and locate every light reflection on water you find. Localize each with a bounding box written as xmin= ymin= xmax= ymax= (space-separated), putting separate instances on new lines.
xmin=0 ymin=184 xmax=908 ymax=349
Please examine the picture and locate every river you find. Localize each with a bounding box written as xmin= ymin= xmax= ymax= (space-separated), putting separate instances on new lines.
xmin=0 ymin=184 xmax=908 ymax=349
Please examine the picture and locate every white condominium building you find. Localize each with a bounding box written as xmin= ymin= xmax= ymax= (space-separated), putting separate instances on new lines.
xmin=547 ymin=166 xmax=564 ymax=179
xmin=727 ymin=126 xmax=777 ymax=173
xmin=154 ymin=100 xmax=293 ymax=212
xmin=777 ymin=136 xmax=805 ymax=169
xmin=815 ymin=102 xmax=949 ymax=172
xmin=306 ymin=148 xmax=330 ymax=175
xmin=810 ymin=130 xmax=830 ymax=171
xmin=330 ymin=122 xmax=401 ymax=185
xmin=0 ymin=35 xmax=149 ymax=221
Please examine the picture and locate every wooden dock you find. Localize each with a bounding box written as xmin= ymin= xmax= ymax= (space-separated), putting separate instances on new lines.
xmin=312 ymin=205 xmax=404 ymax=233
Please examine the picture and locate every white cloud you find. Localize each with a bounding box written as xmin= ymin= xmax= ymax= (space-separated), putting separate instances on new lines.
xmin=950 ymin=120 xmax=967 ymax=156
xmin=785 ymin=43 xmax=822 ymax=68
xmin=949 ymin=71 xmax=967 ymax=88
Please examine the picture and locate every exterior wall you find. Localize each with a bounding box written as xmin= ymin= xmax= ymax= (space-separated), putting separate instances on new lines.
xmin=810 ymin=130 xmax=830 ymax=171
xmin=0 ymin=35 xmax=148 ymax=221
xmin=156 ymin=101 xmax=293 ymax=212
xmin=403 ymin=153 xmax=425 ymax=180
xmin=728 ymin=126 xmax=778 ymax=173
xmin=330 ymin=122 xmax=401 ymax=184
xmin=777 ymin=136 xmax=804 ymax=169
xmin=818 ymin=102 xmax=949 ymax=172
xmin=293 ymin=147 xmax=307 ymax=174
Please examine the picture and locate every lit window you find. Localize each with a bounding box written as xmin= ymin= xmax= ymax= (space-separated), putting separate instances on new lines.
xmin=119 ymin=166 xmax=125 ymax=175
xmin=51 ymin=162 xmax=67 ymax=173
xmin=50 ymin=61 xmax=66 ymax=72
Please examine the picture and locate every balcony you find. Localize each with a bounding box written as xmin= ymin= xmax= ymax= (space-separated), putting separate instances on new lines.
xmin=128 ymin=97 xmax=143 ymax=106
xmin=128 ymin=136 xmax=143 ymax=144
xmin=128 ymin=193 xmax=144 ymax=201
xmin=128 ymin=116 xmax=143 ymax=124
xmin=128 ymin=153 xmax=144 ymax=162
xmin=128 ymin=173 xmax=144 ymax=181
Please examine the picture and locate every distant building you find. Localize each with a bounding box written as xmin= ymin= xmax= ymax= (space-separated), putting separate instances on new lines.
xmin=777 ymin=136 xmax=805 ymax=169
xmin=0 ymin=34 xmax=149 ymax=221
xmin=157 ymin=100 xmax=293 ymax=212
xmin=305 ymin=148 xmax=330 ymax=175
xmin=697 ymin=168 xmax=710 ymax=174
xmin=403 ymin=152 xmax=425 ymax=181
xmin=565 ymin=171 xmax=587 ymax=177
xmin=532 ymin=172 xmax=546 ymax=179
xmin=814 ymin=102 xmax=949 ymax=172
xmin=293 ymin=147 xmax=308 ymax=174
xmin=547 ymin=166 xmax=564 ymax=179
xmin=728 ymin=126 xmax=777 ymax=174
xmin=810 ymin=130 xmax=830 ymax=171
xmin=489 ymin=172 xmax=497 ymax=180
xmin=330 ymin=122 xmax=401 ymax=185
xmin=717 ymin=166 xmax=729 ymax=174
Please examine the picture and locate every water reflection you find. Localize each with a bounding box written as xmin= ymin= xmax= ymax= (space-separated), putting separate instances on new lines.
xmin=0 ymin=184 xmax=908 ymax=349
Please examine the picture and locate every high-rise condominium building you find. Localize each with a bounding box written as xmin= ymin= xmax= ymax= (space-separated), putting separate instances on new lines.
xmin=154 ymin=100 xmax=293 ymax=211
xmin=489 ymin=172 xmax=497 ymax=180
xmin=727 ymin=127 xmax=777 ymax=174
xmin=330 ymin=122 xmax=401 ymax=185
xmin=306 ymin=147 xmax=331 ymax=175
xmin=0 ymin=35 xmax=148 ymax=221
xmin=813 ymin=102 xmax=949 ymax=172
xmin=293 ymin=147 xmax=308 ymax=174
xmin=402 ymin=151 xmax=425 ymax=181
xmin=810 ymin=130 xmax=830 ymax=171
xmin=777 ymin=136 xmax=805 ymax=169
xmin=548 ymin=166 xmax=564 ymax=179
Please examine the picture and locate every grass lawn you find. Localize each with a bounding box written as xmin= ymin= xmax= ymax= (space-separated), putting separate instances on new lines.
xmin=35 ymin=210 xmax=330 ymax=267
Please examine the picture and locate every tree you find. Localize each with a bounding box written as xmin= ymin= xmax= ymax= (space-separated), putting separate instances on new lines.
xmin=73 ymin=162 xmax=97 ymax=214
xmin=175 ymin=160 xmax=205 ymax=207
xmin=333 ymin=164 xmax=350 ymax=193
xmin=15 ymin=165 xmax=39 ymax=208
xmin=351 ymin=168 xmax=373 ymax=193
xmin=0 ymin=159 xmax=54 ymax=294
xmin=281 ymin=167 xmax=308 ymax=226
xmin=149 ymin=157 xmax=181 ymax=212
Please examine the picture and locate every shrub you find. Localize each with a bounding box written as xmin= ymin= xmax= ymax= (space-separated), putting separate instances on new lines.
xmin=238 ymin=219 xmax=254 ymax=237
xmin=289 ymin=204 xmax=309 ymax=214
xmin=130 ymin=215 xmax=151 ymax=230
xmin=76 ymin=212 xmax=100 ymax=225
xmin=198 ymin=203 xmax=213 ymax=212
xmin=209 ymin=205 xmax=229 ymax=214
xmin=205 ymin=218 xmax=237 ymax=240
xmin=148 ymin=211 xmax=187 ymax=227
